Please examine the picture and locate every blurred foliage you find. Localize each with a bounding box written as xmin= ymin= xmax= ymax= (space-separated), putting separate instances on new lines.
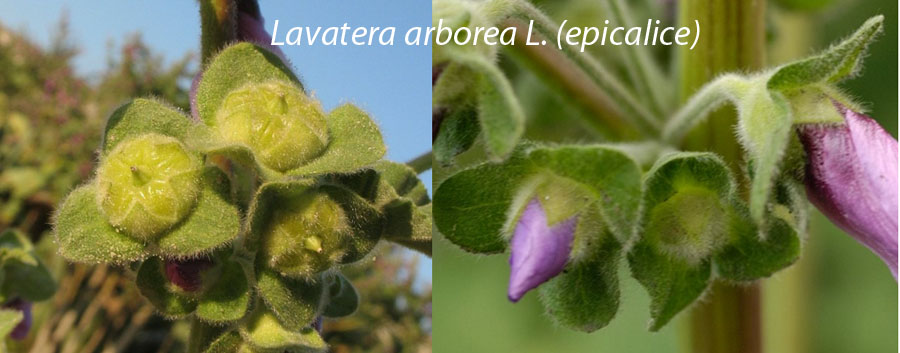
xmin=324 ymin=245 xmax=432 ymax=353
xmin=0 ymin=16 xmax=430 ymax=353
xmin=434 ymin=0 xmax=897 ymax=352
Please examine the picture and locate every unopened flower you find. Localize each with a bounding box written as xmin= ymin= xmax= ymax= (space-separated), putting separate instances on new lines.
xmin=165 ymin=258 xmax=214 ymax=292
xmin=798 ymin=103 xmax=898 ymax=279
xmin=508 ymin=198 xmax=577 ymax=302
xmin=3 ymin=298 xmax=31 ymax=340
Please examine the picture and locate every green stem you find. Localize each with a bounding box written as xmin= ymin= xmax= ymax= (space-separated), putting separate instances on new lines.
xmin=502 ymin=20 xmax=638 ymax=139
xmin=187 ymin=316 xmax=226 ymax=353
xmin=678 ymin=0 xmax=766 ymax=353
xmin=663 ymin=74 xmax=747 ymax=143
xmin=601 ymin=0 xmax=673 ymax=117
xmin=200 ymin=0 xmax=237 ymax=65
xmin=406 ymin=150 xmax=433 ymax=174
xmin=507 ymin=1 xmax=662 ymax=135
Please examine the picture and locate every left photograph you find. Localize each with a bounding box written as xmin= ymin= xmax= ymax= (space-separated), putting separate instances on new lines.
xmin=0 ymin=1 xmax=432 ymax=352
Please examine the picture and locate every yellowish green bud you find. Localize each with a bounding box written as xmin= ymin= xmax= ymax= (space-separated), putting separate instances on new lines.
xmin=96 ymin=134 xmax=202 ymax=241
xmin=216 ymin=81 xmax=329 ymax=172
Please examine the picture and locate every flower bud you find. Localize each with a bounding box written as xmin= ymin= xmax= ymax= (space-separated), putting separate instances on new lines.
xmin=798 ymin=102 xmax=898 ymax=278
xmin=216 ymin=81 xmax=329 ymax=172
xmin=260 ymin=189 xmax=350 ymax=277
xmin=507 ymin=198 xmax=576 ymax=302
xmin=96 ymin=134 xmax=202 ymax=240
xmin=2 ymin=298 xmax=31 ymax=340
xmin=505 ymin=175 xmax=595 ymax=302
xmin=164 ymin=258 xmax=215 ymax=292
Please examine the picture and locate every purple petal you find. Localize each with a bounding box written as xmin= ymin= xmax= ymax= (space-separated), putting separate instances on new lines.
xmin=312 ymin=316 xmax=323 ymax=333
xmin=3 ymin=298 xmax=31 ymax=340
xmin=165 ymin=258 xmax=214 ymax=292
xmin=236 ymin=12 xmax=287 ymax=61
xmin=798 ymin=103 xmax=898 ymax=279
xmin=508 ymin=198 xmax=576 ymax=302
xmin=189 ymin=72 xmax=202 ymax=122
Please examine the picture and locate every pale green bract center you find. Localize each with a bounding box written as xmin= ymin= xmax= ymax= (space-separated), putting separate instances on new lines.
xmin=96 ymin=134 xmax=202 ymax=241
xmin=216 ymin=81 xmax=330 ymax=172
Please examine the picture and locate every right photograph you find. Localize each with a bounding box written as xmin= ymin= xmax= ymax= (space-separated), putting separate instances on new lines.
xmin=431 ymin=0 xmax=898 ymax=352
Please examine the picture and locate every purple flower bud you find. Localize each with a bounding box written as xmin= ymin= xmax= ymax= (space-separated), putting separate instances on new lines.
xmin=3 ymin=298 xmax=31 ymax=340
xmin=508 ymin=198 xmax=577 ymax=302
xmin=164 ymin=258 xmax=214 ymax=292
xmin=798 ymin=103 xmax=898 ymax=279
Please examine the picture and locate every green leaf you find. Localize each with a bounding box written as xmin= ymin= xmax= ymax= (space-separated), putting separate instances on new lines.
xmin=156 ymin=167 xmax=241 ymax=258
xmin=735 ymin=87 xmax=793 ymax=222
xmin=767 ymin=15 xmax=884 ymax=91
xmin=433 ymin=106 xmax=480 ymax=165
xmin=1 ymin=257 xmax=56 ymax=301
xmin=203 ymin=330 xmax=245 ymax=353
xmin=54 ymin=184 xmax=146 ymax=264
xmin=136 ymin=257 xmax=197 ymax=318
xmin=370 ymin=161 xmax=432 ymax=256
xmin=627 ymin=240 xmax=711 ymax=331
xmin=433 ymin=145 xmax=533 ymax=253
xmin=383 ymin=201 xmax=433 ymax=256
xmin=196 ymin=259 xmax=252 ymax=323
xmin=285 ymin=104 xmax=385 ymax=177
xmin=196 ymin=42 xmax=301 ymax=126
xmin=715 ymin=206 xmax=801 ymax=282
xmin=0 ymin=309 xmax=23 ymax=337
xmin=318 ymin=184 xmax=384 ymax=264
xmin=539 ymin=239 xmax=620 ymax=332
xmin=0 ymin=230 xmax=33 ymax=252
xmin=528 ymin=145 xmax=643 ymax=243
xmin=372 ymin=161 xmax=429 ymax=206
xmin=101 ymin=98 xmax=194 ymax=155
xmin=476 ymin=65 xmax=525 ymax=160
xmin=322 ymin=273 xmax=359 ymax=318
xmin=240 ymin=307 xmax=327 ymax=353
xmin=256 ymin=268 xmax=325 ymax=331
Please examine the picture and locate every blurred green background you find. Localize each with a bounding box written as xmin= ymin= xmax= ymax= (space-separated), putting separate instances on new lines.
xmin=433 ymin=0 xmax=898 ymax=352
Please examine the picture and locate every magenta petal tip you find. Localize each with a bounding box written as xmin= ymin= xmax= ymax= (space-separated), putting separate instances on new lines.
xmin=799 ymin=103 xmax=898 ymax=279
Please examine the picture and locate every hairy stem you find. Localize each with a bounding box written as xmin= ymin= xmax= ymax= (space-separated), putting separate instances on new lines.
xmin=663 ymin=74 xmax=747 ymax=143
xmin=200 ymin=0 xmax=237 ymax=65
xmin=407 ymin=150 xmax=434 ymax=174
xmin=600 ymin=0 xmax=673 ymax=117
xmin=678 ymin=0 xmax=766 ymax=352
xmin=507 ymin=0 xmax=662 ymax=136
xmin=502 ymin=20 xmax=638 ymax=139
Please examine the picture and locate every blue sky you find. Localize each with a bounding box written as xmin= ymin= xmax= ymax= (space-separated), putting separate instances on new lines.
xmin=0 ymin=1 xmax=432 ymax=286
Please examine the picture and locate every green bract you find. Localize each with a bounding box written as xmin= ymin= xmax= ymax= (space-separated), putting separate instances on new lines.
xmin=54 ymin=101 xmax=241 ymax=263
xmin=664 ymin=15 xmax=883 ymax=223
xmin=194 ymin=43 xmax=386 ymax=180
xmin=628 ymin=153 xmax=801 ymax=330
xmin=434 ymin=142 xmax=641 ymax=331
xmin=247 ymin=180 xmax=383 ymax=278
xmin=216 ymin=81 xmax=329 ymax=172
